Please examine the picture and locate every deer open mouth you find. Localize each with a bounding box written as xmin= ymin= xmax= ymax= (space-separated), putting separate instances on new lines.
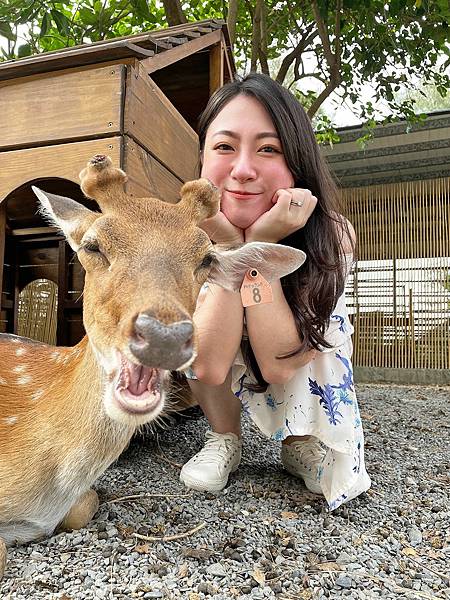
xmin=114 ymin=354 xmax=165 ymax=416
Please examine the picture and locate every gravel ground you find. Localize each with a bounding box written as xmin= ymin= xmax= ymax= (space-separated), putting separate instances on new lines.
xmin=1 ymin=384 xmax=449 ymax=600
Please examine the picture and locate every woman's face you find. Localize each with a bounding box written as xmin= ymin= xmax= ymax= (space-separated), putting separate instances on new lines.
xmin=201 ymin=94 xmax=294 ymax=230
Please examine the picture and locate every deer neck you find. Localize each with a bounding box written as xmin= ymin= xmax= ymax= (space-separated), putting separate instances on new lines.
xmin=49 ymin=338 xmax=135 ymax=448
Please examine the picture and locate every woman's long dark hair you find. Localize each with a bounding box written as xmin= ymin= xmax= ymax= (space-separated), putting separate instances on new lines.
xmin=198 ymin=72 xmax=351 ymax=391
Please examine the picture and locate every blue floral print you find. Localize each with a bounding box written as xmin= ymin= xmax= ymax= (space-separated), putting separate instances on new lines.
xmin=308 ymin=351 xmax=355 ymax=426
xmin=331 ymin=313 xmax=346 ymax=333
xmin=309 ymin=380 xmax=344 ymax=425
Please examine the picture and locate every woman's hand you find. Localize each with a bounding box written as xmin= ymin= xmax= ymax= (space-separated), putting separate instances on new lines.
xmin=245 ymin=188 xmax=317 ymax=243
xmin=200 ymin=211 xmax=244 ymax=247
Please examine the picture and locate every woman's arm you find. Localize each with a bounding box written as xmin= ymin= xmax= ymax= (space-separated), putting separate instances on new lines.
xmin=244 ymin=281 xmax=316 ymax=384
xmin=245 ymin=198 xmax=355 ymax=384
xmin=191 ymin=285 xmax=243 ymax=386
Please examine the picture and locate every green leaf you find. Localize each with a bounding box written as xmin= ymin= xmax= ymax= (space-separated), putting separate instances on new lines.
xmin=40 ymin=12 xmax=51 ymax=38
xmin=0 ymin=21 xmax=15 ymax=41
xmin=79 ymin=7 xmax=98 ymax=25
xmin=51 ymin=9 xmax=71 ymax=36
xmin=130 ymin=0 xmax=151 ymax=19
xmin=17 ymin=43 xmax=31 ymax=57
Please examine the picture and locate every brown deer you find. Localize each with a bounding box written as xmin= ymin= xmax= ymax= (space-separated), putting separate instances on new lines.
xmin=0 ymin=155 xmax=305 ymax=580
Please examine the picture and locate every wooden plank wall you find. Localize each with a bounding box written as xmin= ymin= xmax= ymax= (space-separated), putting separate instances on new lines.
xmin=124 ymin=62 xmax=199 ymax=183
xmin=0 ymin=65 xmax=125 ymax=151
xmin=123 ymin=136 xmax=184 ymax=202
xmin=0 ymin=138 xmax=122 ymax=201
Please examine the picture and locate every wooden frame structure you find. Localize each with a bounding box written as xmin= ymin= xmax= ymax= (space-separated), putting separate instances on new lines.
xmin=0 ymin=19 xmax=234 ymax=345
xmin=323 ymin=112 xmax=450 ymax=384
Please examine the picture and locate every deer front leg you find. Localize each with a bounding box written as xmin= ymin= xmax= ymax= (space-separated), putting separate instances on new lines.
xmin=57 ymin=489 xmax=99 ymax=532
xmin=0 ymin=537 xmax=6 ymax=581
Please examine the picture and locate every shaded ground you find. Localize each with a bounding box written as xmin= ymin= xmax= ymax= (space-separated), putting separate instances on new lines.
xmin=1 ymin=384 xmax=449 ymax=600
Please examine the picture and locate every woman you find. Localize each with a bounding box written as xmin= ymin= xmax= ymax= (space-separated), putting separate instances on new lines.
xmin=180 ymin=73 xmax=371 ymax=510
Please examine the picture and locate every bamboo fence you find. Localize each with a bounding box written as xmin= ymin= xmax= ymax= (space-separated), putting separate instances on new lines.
xmin=17 ymin=278 xmax=57 ymax=344
xmin=343 ymin=177 xmax=450 ymax=371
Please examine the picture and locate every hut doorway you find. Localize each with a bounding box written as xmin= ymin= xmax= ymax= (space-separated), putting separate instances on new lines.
xmin=1 ymin=179 xmax=94 ymax=346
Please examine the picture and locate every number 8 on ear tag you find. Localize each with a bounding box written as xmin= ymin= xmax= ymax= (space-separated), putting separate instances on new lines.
xmin=240 ymin=269 xmax=273 ymax=307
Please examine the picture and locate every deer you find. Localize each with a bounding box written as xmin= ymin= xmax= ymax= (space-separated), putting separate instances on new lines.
xmin=0 ymin=155 xmax=306 ymax=580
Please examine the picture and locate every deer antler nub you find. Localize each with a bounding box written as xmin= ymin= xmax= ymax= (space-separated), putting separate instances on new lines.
xmin=79 ymin=155 xmax=128 ymax=211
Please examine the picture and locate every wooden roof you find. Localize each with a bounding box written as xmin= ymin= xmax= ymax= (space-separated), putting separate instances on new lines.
xmin=323 ymin=110 xmax=450 ymax=188
xmin=0 ymin=19 xmax=234 ymax=82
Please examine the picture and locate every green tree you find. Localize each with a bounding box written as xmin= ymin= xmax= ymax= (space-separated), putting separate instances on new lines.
xmin=1 ymin=0 xmax=449 ymax=127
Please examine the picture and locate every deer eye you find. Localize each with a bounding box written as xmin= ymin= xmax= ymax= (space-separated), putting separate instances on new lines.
xmin=82 ymin=241 xmax=101 ymax=254
xmin=198 ymin=253 xmax=216 ymax=270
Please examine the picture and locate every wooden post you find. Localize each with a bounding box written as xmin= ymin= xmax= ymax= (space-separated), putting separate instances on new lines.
xmin=209 ymin=43 xmax=224 ymax=96
xmin=57 ymin=240 xmax=68 ymax=346
xmin=0 ymin=202 xmax=5 ymax=317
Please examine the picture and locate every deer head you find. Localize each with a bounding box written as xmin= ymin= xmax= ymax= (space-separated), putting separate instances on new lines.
xmin=32 ymin=156 xmax=305 ymax=426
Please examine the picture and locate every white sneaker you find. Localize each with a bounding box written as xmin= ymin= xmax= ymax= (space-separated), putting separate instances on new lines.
xmin=180 ymin=431 xmax=242 ymax=492
xmin=281 ymin=437 xmax=326 ymax=495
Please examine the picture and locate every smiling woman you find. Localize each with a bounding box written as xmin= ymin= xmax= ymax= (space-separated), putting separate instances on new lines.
xmin=201 ymin=96 xmax=295 ymax=230
xmin=179 ymin=72 xmax=371 ymax=511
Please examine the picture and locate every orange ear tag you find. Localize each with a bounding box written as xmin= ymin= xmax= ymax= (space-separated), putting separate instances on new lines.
xmin=240 ymin=269 xmax=273 ymax=307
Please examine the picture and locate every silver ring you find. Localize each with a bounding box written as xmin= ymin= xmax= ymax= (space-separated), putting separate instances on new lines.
xmin=290 ymin=200 xmax=304 ymax=208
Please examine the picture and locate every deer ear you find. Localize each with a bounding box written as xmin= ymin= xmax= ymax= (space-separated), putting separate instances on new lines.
xmin=32 ymin=187 xmax=100 ymax=251
xmin=208 ymin=242 xmax=306 ymax=291
xmin=178 ymin=178 xmax=220 ymax=223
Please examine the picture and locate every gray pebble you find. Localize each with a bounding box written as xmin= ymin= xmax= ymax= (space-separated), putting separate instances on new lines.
xmin=335 ymin=575 xmax=353 ymax=589
xmin=408 ymin=525 xmax=423 ymax=545
xmin=206 ymin=562 xmax=227 ymax=577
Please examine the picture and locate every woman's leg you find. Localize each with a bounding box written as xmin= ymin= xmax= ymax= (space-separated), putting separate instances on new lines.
xmin=180 ymin=371 xmax=242 ymax=491
xmin=188 ymin=372 xmax=241 ymax=437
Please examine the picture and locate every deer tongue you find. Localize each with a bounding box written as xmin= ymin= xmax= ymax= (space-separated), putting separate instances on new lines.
xmin=118 ymin=355 xmax=160 ymax=397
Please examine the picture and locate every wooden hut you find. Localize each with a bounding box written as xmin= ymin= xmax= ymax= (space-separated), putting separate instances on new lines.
xmin=0 ymin=19 xmax=234 ymax=346
xmin=323 ymin=112 xmax=450 ymax=385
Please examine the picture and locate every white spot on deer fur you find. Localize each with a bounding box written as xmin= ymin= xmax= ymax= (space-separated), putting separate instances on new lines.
xmin=0 ymin=376 xmax=7 ymax=385
xmin=17 ymin=375 xmax=33 ymax=385
xmin=13 ymin=365 xmax=27 ymax=373
xmin=31 ymin=389 xmax=45 ymax=402
xmin=50 ymin=351 xmax=66 ymax=364
xmin=2 ymin=416 xmax=18 ymax=425
xmin=10 ymin=337 xmax=20 ymax=344
xmin=16 ymin=347 xmax=26 ymax=356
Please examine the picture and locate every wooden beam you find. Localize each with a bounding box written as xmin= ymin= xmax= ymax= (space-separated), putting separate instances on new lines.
xmin=11 ymin=227 xmax=60 ymax=237
xmin=0 ymin=40 xmax=163 ymax=82
xmin=222 ymin=39 xmax=234 ymax=82
xmin=0 ymin=203 xmax=5 ymax=313
xmin=57 ymin=240 xmax=68 ymax=346
xmin=209 ymin=42 xmax=224 ymax=96
xmin=141 ymin=30 xmax=222 ymax=75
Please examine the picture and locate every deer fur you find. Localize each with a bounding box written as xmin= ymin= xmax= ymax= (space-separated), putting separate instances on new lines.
xmin=0 ymin=155 xmax=305 ymax=580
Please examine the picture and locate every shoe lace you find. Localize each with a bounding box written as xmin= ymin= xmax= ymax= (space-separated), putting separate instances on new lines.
xmin=289 ymin=439 xmax=326 ymax=467
xmin=195 ymin=431 xmax=239 ymax=464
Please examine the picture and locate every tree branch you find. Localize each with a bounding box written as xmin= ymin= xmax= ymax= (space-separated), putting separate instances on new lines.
xmin=227 ymin=0 xmax=238 ymax=46
xmin=161 ymin=0 xmax=187 ymax=26
xmin=259 ymin=0 xmax=269 ymax=75
xmin=311 ymin=0 xmax=334 ymax=66
xmin=307 ymin=79 xmax=340 ymax=117
xmin=251 ymin=0 xmax=262 ymax=71
xmin=307 ymin=0 xmax=342 ymax=116
xmin=275 ymin=24 xmax=316 ymax=84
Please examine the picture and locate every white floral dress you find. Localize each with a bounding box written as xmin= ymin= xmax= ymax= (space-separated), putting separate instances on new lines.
xmin=188 ymin=260 xmax=371 ymax=511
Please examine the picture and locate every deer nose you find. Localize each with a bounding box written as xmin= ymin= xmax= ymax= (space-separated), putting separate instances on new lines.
xmin=129 ymin=314 xmax=194 ymax=370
